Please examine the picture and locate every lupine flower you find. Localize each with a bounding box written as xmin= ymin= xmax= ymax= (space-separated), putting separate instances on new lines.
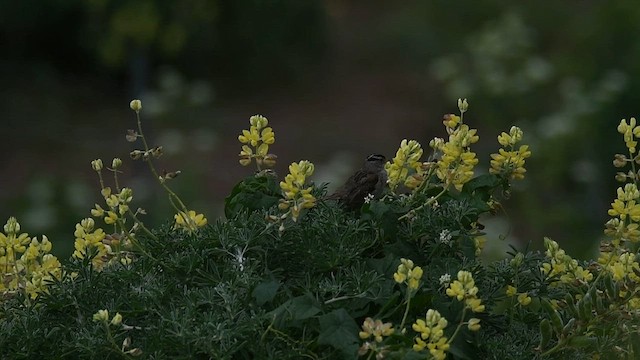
xmin=279 ymin=160 xmax=316 ymax=222
xmin=541 ymin=237 xmax=593 ymax=286
xmin=394 ymin=258 xmax=423 ymax=290
xmin=412 ymin=309 xmax=450 ymax=360
xmin=0 ymin=217 xmax=61 ymax=299
xmin=490 ymin=126 xmax=531 ymax=181
xmin=174 ymin=210 xmax=208 ymax=232
xmin=385 ymin=139 xmax=423 ymax=191
xmin=238 ymin=115 xmax=277 ymax=169
xmin=446 ymin=270 xmax=485 ymax=312
xmin=359 ymin=317 xmax=394 ymax=343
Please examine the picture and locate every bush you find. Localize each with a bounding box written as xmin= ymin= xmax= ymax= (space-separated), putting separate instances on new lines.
xmin=0 ymin=99 xmax=638 ymax=359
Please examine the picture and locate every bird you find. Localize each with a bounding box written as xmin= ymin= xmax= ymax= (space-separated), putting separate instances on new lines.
xmin=327 ymin=154 xmax=388 ymax=210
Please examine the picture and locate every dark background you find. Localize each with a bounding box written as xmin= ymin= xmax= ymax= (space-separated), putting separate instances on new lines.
xmin=2 ymin=0 xmax=639 ymax=259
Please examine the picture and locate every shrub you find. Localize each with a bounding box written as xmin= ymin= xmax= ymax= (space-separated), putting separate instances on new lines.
xmin=0 ymin=99 xmax=638 ymax=359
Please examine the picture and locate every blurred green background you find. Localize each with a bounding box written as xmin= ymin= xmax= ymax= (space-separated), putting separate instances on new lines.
xmin=2 ymin=0 xmax=640 ymax=259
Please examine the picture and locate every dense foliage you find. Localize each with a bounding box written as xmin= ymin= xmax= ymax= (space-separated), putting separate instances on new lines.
xmin=1 ymin=100 xmax=639 ymax=359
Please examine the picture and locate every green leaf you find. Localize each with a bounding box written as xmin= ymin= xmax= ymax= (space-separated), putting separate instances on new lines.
xmin=317 ymin=308 xmax=359 ymax=358
xmin=270 ymin=294 xmax=321 ymax=323
xmin=224 ymin=174 xmax=281 ymax=218
xmin=252 ymin=280 xmax=280 ymax=306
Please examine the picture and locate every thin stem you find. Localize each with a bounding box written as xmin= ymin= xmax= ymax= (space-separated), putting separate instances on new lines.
xmin=399 ymin=185 xmax=449 ymax=221
xmin=135 ymin=111 xmax=189 ymax=214
xmin=398 ymin=288 xmax=413 ymax=330
xmin=126 ymin=209 xmax=157 ymax=241
xmin=447 ymin=307 xmax=468 ymax=345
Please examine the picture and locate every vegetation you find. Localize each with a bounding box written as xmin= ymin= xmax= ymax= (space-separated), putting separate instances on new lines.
xmin=0 ymin=99 xmax=638 ymax=359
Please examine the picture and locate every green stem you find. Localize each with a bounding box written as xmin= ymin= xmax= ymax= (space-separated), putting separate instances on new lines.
xmin=126 ymin=209 xmax=157 ymax=241
xmin=399 ymin=185 xmax=449 ymax=221
xmin=115 ymin=217 xmax=156 ymax=262
xmin=398 ymin=288 xmax=413 ymax=330
xmin=135 ymin=111 xmax=189 ymax=214
xmin=447 ymin=307 xmax=468 ymax=345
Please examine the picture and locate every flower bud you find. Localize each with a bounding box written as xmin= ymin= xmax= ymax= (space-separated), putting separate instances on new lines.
xmin=126 ymin=129 xmax=138 ymax=142
xmin=126 ymin=348 xmax=143 ymax=356
xmin=164 ymin=170 xmax=181 ymax=180
xmin=93 ymin=309 xmax=109 ymax=323
xmin=129 ymin=99 xmax=142 ymax=112
xmin=4 ymin=217 xmax=20 ymax=234
xmin=458 ymin=98 xmax=469 ymax=113
xmin=263 ymin=154 xmax=277 ymax=168
xmin=613 ymin=154 xmax=627 ymax=168
xmin=112 ymin=158 xmax=123 ymax=169
xmin=239 ymin=155 xmax=252 ymax=166
xmin=122 ymin=337 xmax=132 ymax=349
xmin=91 ymin=159 xmax=103 ymax=171
xmin=111 ymin=312 xmax=123 ymax=326
xmin=249 ymin=114 xmax=268 ymax=129
xmin=130 ymin=150 xmax=144 ymax=160
xmin=467 ymin=318 xmax=481 ymax=331
xmin=510 ymin=252 xmax=524 ymax=268
xmin=278 ymin=200 xmax=290 ymax=210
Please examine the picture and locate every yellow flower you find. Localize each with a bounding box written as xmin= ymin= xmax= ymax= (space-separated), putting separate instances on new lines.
xmin=433 ymin=118 xmax=480 ymax=191
xmin=467 ymin=318 xmax=481 ymax=331
xmin=446 ymin=270 xmax=484 ymax=312
xmin=237 ymin=115 xmax=277 ymax=169
xmin=385 ymin=139 xmax=423 ymax=192
xmin=412 ymin=309 xmax=449 ymax=359
xmin=618 ymin=118 xmax=640 ymax=153
xmin=443 ymin=114 xmax=461 ymax=129
xmin=174 ymin=210 xmax=208 ymax=232
xmin=506 ymin=285 xmax=517 ymax=297
xmin=394 ymin=258 xmax=422 ymax=290
xmin=111 ymin=312 xmax=123 ymax=326
xmin=279 ymin=161 xmax=316 ymax=223
xmin=517 ymin=293 xmax=532 ymax=306
xmin=93 ymin=309 xmax=109 ymax=323
xmin=359 ymin=317 xmax=394 ymax=343
xmin=104 ymin=211 xmax=118 ymax=225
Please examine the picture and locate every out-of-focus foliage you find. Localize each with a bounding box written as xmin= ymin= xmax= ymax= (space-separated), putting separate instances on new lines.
xmin=1 ymin=0 xmax=326 ymax=88
xmin=3 ymin=1 xmax=640 ymax=259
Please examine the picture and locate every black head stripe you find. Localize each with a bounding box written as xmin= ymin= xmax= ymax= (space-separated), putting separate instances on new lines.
xmin=367 ymin=154 xmax=386 ymax=162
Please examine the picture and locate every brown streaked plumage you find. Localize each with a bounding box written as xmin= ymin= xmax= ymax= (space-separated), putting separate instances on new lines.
xmin=328 ymin=154 xmax=387 ymax=209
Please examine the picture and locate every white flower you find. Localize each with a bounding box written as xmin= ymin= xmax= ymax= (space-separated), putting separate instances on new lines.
xmin=439 ymin=273 xmax=451 ymax=286
xmin=439 ymin=229 xmax=452 ymax=245
xmin=364 ymin=193 xmax=375 ymax=204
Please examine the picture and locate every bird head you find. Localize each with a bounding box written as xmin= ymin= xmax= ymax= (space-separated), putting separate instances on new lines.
xmin=364 ymin=154 xmax=386 ymax=170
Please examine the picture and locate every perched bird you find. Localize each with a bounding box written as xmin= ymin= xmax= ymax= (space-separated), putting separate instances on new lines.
xmin=328 ymin=154 xmax=388 ymax=209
